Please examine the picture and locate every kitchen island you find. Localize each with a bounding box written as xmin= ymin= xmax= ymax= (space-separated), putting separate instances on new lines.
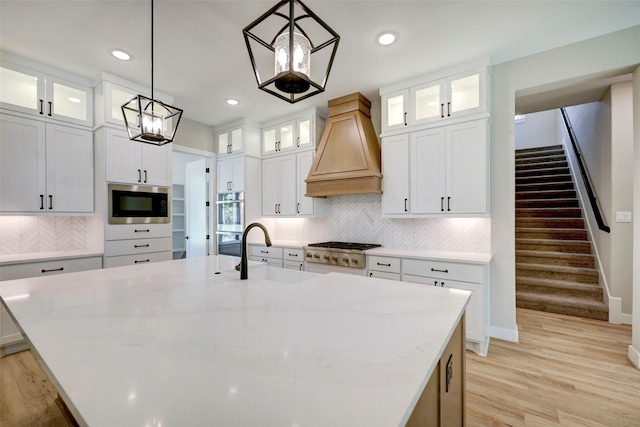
xmin=0 ymin=255 xmax=469 ymax=426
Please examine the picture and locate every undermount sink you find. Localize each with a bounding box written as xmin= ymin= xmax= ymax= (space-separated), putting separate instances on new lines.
xmin=251 ymin=265 xmax=318 ymax=284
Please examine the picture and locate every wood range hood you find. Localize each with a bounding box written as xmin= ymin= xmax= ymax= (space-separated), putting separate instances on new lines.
xmin=305 ymin=92 xmax=382 ymax=197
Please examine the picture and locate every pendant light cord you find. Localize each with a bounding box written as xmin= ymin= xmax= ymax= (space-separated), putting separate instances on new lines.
xmin=150 ymin=0 xmax=154 ymax=101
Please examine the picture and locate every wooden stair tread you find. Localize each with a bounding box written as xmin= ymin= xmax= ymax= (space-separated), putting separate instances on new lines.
xmin=516 ymin=291 xmax=608 ymax=310
xmin=516 ymin=262 xmax=598 ymax=275
xmin=516 ymin=275 xmax=602 ymax=291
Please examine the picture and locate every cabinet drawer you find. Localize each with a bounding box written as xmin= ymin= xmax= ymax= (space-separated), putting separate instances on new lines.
xmin=249 ymin=256 xmax=283 ymax=268
xmin=368 ymin=270 xmax=401 ymax=281
xmin=1 ymin=256 xmax=103 ymax=281
xmin=249 ymin=245 xmax=283 ymax=259
xmin=368 ymin=256 xmax=401 ymax=274
xmin=104 ymin=251 xmax=172 ymax=268
xmin=104 ymin=224 xmax=172 ymax=240
xmin=284 ymin=260 xmax=304 ymax=271
xmin=283 ymin=248 xmax=303 ymax=261
xmin=402 ymin=259 xmax=483 ymax=283
xmin=104 ymin=237 xmax=172 ymax=257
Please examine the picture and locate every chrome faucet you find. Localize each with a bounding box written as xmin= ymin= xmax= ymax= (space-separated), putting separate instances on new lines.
xmin=235 ymin=222 xmax=272 ymax=280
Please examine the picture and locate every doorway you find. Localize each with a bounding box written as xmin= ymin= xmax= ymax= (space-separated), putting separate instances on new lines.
xmin=172 ymin=148 xmax=215 ymax=259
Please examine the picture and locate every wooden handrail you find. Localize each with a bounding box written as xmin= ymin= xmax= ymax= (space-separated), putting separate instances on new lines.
xmin=560 ymin=108 xmax=610 ymax=233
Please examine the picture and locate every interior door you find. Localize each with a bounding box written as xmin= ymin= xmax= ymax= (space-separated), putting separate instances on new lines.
xmin=186 ymin=158 xmax=207 ymax=257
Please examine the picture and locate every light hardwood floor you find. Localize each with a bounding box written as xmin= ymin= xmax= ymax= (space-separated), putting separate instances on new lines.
xmin=1 ymin=308 xmax=639 ymax=426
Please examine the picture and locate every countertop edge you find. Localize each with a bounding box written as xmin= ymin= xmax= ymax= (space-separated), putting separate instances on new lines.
xmin=365 ymin=248 xmax=492 ymax=264
xmin=0 ymin=250 xmax=104 ymax=266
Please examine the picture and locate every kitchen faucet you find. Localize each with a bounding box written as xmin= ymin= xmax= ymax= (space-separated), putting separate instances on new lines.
xmin=235 ymin=222 xmax=272 ymax=280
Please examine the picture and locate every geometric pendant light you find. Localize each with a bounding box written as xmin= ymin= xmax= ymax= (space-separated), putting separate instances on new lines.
xmin=243 ymin=0 xmax=340 ymax=104
xmin=122 ymin=0 xmax=183 ymax=145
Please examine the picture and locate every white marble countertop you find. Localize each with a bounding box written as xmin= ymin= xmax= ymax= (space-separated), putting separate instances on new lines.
xmin=365 ymin=247 xmax=492 ymax=264
xmin=248 ymin=240 xmax=308 ymax=249
xmin=0 ymin=250 xmax=104 ymax=266
xmin=0 ymin=255 xmax=469 ymax=427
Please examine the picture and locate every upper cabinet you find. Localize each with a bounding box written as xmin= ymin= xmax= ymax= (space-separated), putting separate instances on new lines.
xmin=380 ymin=61 xmax=488 ymax=135
xmin=215 ymin=119 xmax=261 ymax=158
xmin=0 ymin=114 xmax=93 ymax=213
xmin=0 ymin=60 xmax=93 ymax=127
xmin=261 ymin=108 xmax=326 ymax=156
xmin=103 ymin=127 xmax=172 ymax=187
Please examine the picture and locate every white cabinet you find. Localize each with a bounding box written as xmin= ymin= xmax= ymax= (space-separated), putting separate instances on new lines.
xmin=0 ymin=255 xmax=102 ymax=355
xmin=215 ymin=120 xmax=261 ymax=158
xmin=401 ymin=258 xmax=488 ymax=354
xmin=103 ymin=224 xmax=172 ymax=268
xmin=381 ymin=66 xmax=487 ymax=134
xmin=367 ymin=255 xmax=401 ymax=280
xmin=262 ymin=155 xmax=297 ymax=216
xmin=261 ymin=109 xmax=325 ymax=156
xmin=218 ymin=156 xmax=245 ymax=193
xmin=283 ymin=248 xmax=304 ymax=271
xmin=0 ymin=114 xmax=93 ymax=213
xmin=0 ymin=61 xmax=93 ymax=127
xmin=296 ymin=150 xmax=317 ymax=216
xmin=382 ymin=119 xmax=487 ymax=216
xmin=104 ymin=127 xmax=172 ymax=187
xmin=248 ymin=244 xmax=284 ymax=268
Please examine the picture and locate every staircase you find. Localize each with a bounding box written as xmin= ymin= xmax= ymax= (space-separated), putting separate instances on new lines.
xmin=515 ymin=145 xmax=608 ymax=321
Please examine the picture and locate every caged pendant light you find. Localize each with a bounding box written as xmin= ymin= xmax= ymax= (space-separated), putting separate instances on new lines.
xmin=121 ymin=0 xmax=183 ymax=146
xmin=243 ymin=0 xmax=340 ymax=104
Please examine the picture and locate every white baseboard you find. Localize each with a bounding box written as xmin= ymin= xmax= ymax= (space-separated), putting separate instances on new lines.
xmin=608 ymin=296 xmax=622 ymax=324
xmin=628 ymin=345 xmax=640 ymax=369
xmin=490 ymin=324 xmax=519 ymax=343
xmin=621 ymin=313 xmax=633 ymax=325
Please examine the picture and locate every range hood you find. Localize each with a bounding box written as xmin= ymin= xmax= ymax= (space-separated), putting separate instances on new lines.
xmin=305 ymin=93 xmax=382 ymax=197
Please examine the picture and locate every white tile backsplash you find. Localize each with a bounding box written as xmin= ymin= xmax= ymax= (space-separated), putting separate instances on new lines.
xmin=270 ymin=194 xmax=491 ymax=253
xmin=0 ymin=216 xmax=90 ymax=255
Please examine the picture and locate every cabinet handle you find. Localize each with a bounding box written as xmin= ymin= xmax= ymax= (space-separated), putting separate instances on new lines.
xmin=42 ymin=267 xmax=64 ymax=273
xmin=440 ymin=197 xmax=444 ymax=212
xmin=299 ymin=264 xmax=303 ymax=271
xmin=377 ymin=262 xmax=391 ymax=267
xmin=134 ymin=229 xmax=150 ymax=233
xmin=277 ymin=203 xmax=281 ymax=214
xmin=431 ymin=268 xmax=449 ymax=273
xmin=135 ymin=259 xmax=150 ymax=264
xmin=144 ymin=170 xmax=148 ymax=183
xmin=296 ymin=136 xmax=300 ymax=147
xmin=275 ymin=204 xmax=278 ymax=214
xmin=48 ymin=101 xmax=53 ymax=117
xmin=403 ymin=112 xmax=407 ymax=126
xmin=260 ymin=250 xmax=269 ymax=254
xmin=40 ymin=195 xmax=44 ymax=210
xmin=134 ymin=244 xmax=150 ymax=248
xmin=289 ymin=253 xmax=298 ymax=257
xmin=138 ymin=169 xmax=142 ymax=183
xmin=434 ymin=280 xmax=438 ymax=286
xmin=297 ymin=202 xmax=300 ymax=214
xmin=370 ymin=272 xmax=373 ymax=277
xmin=48 ymin=195 xmax=53 ymax=210
xmin=440 ymin=103 xmax=445 ymax=118
xmin=447 ymin=196 xmax=451 ymax=212
xmin=445 ymin=354 xmax=454 ymax=392
xmin=447 ymin=101 xmax=451 ymax=117
xmin=404 ymin=198 xmax=408 ymax=212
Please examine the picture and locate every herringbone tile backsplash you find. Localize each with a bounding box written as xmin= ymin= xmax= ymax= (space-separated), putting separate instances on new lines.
xmin=0 ymin=216 xmax=89 ymax=255
xmin=273 ymin=194 xmax=491 ymax=253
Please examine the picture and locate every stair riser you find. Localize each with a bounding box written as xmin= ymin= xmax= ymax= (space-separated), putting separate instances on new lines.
xmin=516 ymin=190 xmax=577 ymax=200
xmin=516 ymin=254 xmax=594 ymax=268
xmin=516 ymin=182 xmax=575 ymax=192
xmin=516 ymin=282 xmax=603 ymax=299
xmin=516 ymin=154 xmax=566 ymax=165
xmin=516 ymin=161 xmax=568 ymax=171
xmin=516 ymin=229 xmax=588 ymax=240
xmin=515 ymin=241 xmax=592 ymax=254
xmin=516 ymin=199 xmax=580 ymax=208
xmin=516 ymin=218 xmax=585 ymax=229
xmin=515 ymin=145 xmax=563 ymax=156
xmin=516 ymin=299 xmax=608 ymax=321
xmin=516 ymin=208 xmax=582 ymax=218
xmin=516 ymin=175 xmax=573 ymax=185
xmin=516 ymin=267 xmax=598 ymax=284
xmin=516 ymin=167 xmax=570 ymax=177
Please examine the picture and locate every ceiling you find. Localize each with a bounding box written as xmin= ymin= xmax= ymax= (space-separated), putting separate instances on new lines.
xmin=1 ymin=1 xmax=639 ymax=128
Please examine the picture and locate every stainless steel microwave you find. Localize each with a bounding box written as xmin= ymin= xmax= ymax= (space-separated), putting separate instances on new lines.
xmin=108 ymin=184 xmax=170 ymax=224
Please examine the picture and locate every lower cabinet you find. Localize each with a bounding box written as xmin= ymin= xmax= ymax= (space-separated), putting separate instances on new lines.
xmin=283 ymin=248 xmax=304 ymax=271
xmin=407 ymin=315 xmax=465 ymax=426
xmin=367 ymin=255 xmax=401 ymax=280
xmin=104 ymin=224 xmax=172 ymax=268
xmin=248 ymin=245 xmax=305 ymax=270
xmin=0 ymin=255 xmax=103 ymax=355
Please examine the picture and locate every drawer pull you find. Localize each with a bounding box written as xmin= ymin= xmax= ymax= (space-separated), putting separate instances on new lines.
xmin=260 ymin=250 xmax=269 ymax=254
xmin=135 ymin=259 xmax=150 ymax=264
xmin=431 ymin=268 xmax=449 ymax=273
xmin=41 ymin=267 xmax=64 ymax=273
xmin=134 ymin=229 xmax=150 ymax=233
xmin=377 ymin=262 xmax=391 ymax=267
xmin=288 ymin=253 xmax=298 ymax=257
xmin=134 ymin=244 xmax=150 ymax=248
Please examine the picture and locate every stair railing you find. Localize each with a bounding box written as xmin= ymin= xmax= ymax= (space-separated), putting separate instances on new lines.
xmin=560 ymin=108 xmax=610 ymax=233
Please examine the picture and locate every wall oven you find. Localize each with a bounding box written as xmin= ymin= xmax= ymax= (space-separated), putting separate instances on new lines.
xmin=216 ymin=192 xmax=244 ymax=257
xmin=108 ymin=183 xmax=170 ymax=224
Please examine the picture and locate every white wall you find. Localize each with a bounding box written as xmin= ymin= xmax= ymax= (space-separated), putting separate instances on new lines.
xmin=630 ymin=65 xmax=640 ymax=368
xmin=174 ymin=117 xmax=215 ymax=152
xmin=514 ymin=110 xmax=559 ymax=150
xmin=490 ymin=25 xmax=640 ymax=342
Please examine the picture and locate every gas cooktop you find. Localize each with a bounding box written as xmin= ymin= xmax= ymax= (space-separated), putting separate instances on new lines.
xmin=306 ymin=242 xmax=382 ymax=251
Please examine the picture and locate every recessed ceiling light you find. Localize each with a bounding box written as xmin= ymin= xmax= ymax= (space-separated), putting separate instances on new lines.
xmin=226 ymin=99 xmax=239 ymax=106
xmin=112 ymin=50 xmax=131 ymax=61
xmin=377 ymin=32 xmax=397 ymax=46
xmin=67 ymin=97 xmax=82 ymax=103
